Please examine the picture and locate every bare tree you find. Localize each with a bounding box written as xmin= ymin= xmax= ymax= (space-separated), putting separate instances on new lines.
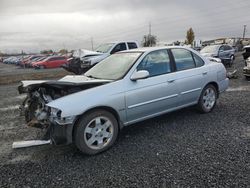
xmin=142 ymin=34 xmax=157 ymax=47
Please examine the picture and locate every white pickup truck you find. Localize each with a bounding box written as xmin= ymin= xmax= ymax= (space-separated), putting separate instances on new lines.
xmin=82 ymin=41 xmax=138 ymax=66
xmin=64 ymin=41 xmax=139 ymax=74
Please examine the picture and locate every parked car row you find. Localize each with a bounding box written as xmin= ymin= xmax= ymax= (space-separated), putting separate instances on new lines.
xmin=1 ymin=54 xmax=69 ymax=69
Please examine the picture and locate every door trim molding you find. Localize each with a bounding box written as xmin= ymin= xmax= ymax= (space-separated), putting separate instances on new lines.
xmin=127 ymin=94 xmax=178 ymax=109
xmin=181 ymin=88 xmax=201 ymax=95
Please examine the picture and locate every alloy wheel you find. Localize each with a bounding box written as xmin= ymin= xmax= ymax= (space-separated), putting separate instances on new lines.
xmin=84 ymin=116 xmax=114 ymax=150
xmin=202 ymin=88 xmax=216 ymax=111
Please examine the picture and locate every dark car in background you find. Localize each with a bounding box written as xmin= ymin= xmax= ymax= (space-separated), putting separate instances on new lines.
xmin=200 ymin=44 xmax=235 ymax=67
xmin=32 ymin=56 xmax=68 ymax=69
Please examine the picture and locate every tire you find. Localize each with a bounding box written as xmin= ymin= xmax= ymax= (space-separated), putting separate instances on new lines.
xmin=197 ymin=84 xmax=218 ymax=113
xmin=246 ymin=76 xmax=250 ymax=81
xmin=74 ymin=110 xmax=119 ymax=155
xmin=39 ymin=65 xmax=45 ymax=69
xmin=229 ymin=55 xmax=234 ymax=67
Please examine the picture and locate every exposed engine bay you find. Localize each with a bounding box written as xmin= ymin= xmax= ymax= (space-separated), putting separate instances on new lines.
xmin=19 ymin=77 xmax=111 ymax=129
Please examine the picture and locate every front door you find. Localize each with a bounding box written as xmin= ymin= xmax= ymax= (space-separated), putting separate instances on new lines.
xmin=125 ymin=49 xmax=179 ymax=123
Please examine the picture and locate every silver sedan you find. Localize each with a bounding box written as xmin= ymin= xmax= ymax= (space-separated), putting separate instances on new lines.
xmin=19 ymin=46 xmax=229 ymax=155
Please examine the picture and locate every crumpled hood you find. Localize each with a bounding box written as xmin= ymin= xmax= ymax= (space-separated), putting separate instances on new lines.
xmin=73 ymin=49 xmax=102 ymax=58
xmin=20 ymin=75 xmax=112 ymax=88
xmin=58 ymin=75 xmax=112 ymax=83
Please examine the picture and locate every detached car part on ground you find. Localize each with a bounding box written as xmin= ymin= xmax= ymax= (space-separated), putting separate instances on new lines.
xmin=200 ymin=44 xmax=235 ymax=67
xmin=242 ymin=46 xmax=250 ymax=80
xmin=62 ymin=41 xmax=139 ymax=75
xmin=18 ymin=46 xmax=229 ymax=155
xmin=243 ymin=58 xmax=250 ymax=80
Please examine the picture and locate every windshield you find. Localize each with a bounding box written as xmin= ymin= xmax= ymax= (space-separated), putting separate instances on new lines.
xmin=95 ymin=43 xmax=115 ymax=53
xmin=85 ymin=52 xmax=142 ymax=80
xmin=201 ymin=45 xmax=220 ymax=53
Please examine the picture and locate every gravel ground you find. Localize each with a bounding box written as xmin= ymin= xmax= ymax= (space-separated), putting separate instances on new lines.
xmin=0 ymin=54 xmax=249 ymax=187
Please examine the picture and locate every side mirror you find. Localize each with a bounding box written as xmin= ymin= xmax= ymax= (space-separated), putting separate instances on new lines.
xmin=130 ymin=70 xmax=149 ymax=81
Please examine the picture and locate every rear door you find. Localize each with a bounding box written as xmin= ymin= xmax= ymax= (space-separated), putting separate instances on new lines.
xmin=170 ymin=48 xmax=207 ymax=105
xmin=127 ymin=42 xmax=138 ymax=49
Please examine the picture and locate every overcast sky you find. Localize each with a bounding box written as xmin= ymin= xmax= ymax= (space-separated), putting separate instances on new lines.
xmin=0 ymin=0 xmax=250 ymax=53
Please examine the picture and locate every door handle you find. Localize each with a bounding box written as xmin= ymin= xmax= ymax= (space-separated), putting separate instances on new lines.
xmin=202 ymin=72 xmax=208 ymax=75
xmin=167 ymin=79 xmax=175 ymax=83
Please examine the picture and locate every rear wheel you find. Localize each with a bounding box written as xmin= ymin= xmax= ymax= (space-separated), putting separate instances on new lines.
xmin=197 ymin=84 xmax=218 ymax=113
xmin=74 ymin=110 xmax=119 ymax=155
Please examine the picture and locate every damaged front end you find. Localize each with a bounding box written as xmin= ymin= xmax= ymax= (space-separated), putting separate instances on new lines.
xmin=18 ymin=78 xmax=111 ymax=145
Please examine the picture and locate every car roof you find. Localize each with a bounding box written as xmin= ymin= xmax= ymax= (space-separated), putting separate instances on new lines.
xmin=119 ymin=46 xmax=194 ymax=53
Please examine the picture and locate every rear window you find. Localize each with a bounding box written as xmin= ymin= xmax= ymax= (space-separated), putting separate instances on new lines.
xmin=192 ymin=53 xmax=205 ymax=67
xmin=171 ymin=49 xmax=196 ymax=71
xmin=128 ymin=42 xmax=138 ymax=49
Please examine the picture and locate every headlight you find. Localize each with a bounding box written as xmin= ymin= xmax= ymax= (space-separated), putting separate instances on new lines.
xmin=50 ymin=107 xmax=62 ymax=118
xmin=49 ymin=107 xmax=75 ymax=125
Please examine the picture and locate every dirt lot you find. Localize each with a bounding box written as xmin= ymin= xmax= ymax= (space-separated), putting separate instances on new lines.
xmin=0 ymin=63 xmax=71 ymax=85
xmin=0 ymin=55 xmax=249 ymax=187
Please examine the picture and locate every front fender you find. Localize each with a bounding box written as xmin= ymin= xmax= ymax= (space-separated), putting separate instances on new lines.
xmin=46 ymin=80 xmax=126 ymax=121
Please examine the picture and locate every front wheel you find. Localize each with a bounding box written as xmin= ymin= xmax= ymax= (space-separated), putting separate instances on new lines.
xmin=74 ymin=110 xmax=119 ymax=155
xmin=197 ymin=84 xmax=218 ymax=113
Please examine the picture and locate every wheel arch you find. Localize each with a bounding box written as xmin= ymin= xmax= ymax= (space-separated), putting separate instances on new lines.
xmin=205 ymin=82 xmax=219 ymax=97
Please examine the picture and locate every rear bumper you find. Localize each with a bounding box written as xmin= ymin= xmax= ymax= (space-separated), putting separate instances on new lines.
xmin=218 ymin=78 xmax=229 ymax=93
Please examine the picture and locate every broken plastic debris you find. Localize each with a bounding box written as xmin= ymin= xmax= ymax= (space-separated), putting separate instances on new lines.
xmin=12 ymin=140 xmax=51 ymax=149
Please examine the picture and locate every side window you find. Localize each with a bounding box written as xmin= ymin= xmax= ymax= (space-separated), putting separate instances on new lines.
xmin=171 ymin=49 xmax=195 ymax=71
xmin=111 ymin=43 xmax=126 ymax=54
xmin=219 ymin=46 xmax=225 ymax=51
xmin=48 ymin=57 xmax=54 ymax=61
xmin=225 ymin=45 xmax=232 ymax=51
xmin=128 ymin=42 xmax=137 ymax=49
xmin=137 ymin=50 xmax=171 ymax=77
xmin=57 ymin=57 xmax=64 ymax=60
xmin=192 ymin=53 xmax=205 ymax=67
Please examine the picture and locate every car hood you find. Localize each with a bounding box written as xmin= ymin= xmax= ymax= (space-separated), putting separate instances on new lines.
xmin=18 ymin=75 xmax=113 ymax=93
xmin=200 ymin=52 xmax=217 ymax=57
xmin=86 ymin=54 xmax=109 ymax=64
xmin=74 ymin=49 xmax=103 ymax=58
